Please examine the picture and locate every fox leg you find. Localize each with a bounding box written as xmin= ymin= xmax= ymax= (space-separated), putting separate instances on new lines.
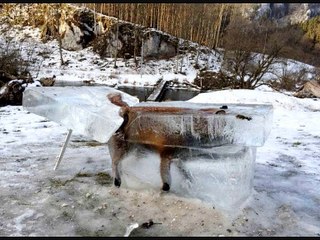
xmin=159 ymin=148 xmax=175 ymax=191
xmin=175 ymin=159 xmax=193 ymax=189
xmin=112 ymin=158 xmax=122 ymax=187
xmin=108 ymin=132 xmax=128 ymax=188
xmin=176 ymin=159 xmax=192 ymax=182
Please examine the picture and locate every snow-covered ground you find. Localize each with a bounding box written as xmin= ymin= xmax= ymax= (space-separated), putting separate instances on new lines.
xmin=1 ymin=88 xmax=319 ymax=236
xmin=0 ymin=19 xmax=315 ymax=89
xmin=1 ymin=21 xmax=320 ymax=236
xmin=0 ymin=23 xmax=206 ymax=88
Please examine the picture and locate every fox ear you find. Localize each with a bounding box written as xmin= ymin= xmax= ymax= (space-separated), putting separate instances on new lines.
xmin=107 ymin=92 xmax=129 ymax=107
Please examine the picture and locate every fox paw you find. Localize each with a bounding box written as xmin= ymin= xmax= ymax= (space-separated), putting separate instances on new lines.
xmin=114 ymin=178 xmax=121 ymax=187
xmin=162 ymin=183 xmax=170 ymax=192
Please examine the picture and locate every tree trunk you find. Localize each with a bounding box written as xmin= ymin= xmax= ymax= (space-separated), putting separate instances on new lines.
xmin=175 ymin=41 xmax=179 ymax=73
xmin=113 ymin=11 xmax=119 ymax=69
xmin=55 ymin=5 xmax=64 ymax=66
xmin=134 ymin=23 xmax=138 ymax=68
xmin=214 ymin=4 xmax=225 ymax=49
xmin=195 ymin=46 xmax=200 ymax=67
xmin=180 ymin=56 xmax=184 ymax=73
xmin=140 ymin=36 xmax=144 ymax=77
xmin=93 ymin=3 xmax=97 ymax=35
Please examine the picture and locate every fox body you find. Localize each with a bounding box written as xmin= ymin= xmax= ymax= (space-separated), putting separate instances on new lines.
xmin=107 ymin=92 xmax=226 ymax=191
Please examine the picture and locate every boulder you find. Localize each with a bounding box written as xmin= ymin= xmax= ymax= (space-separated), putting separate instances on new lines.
xmin=59 ymin=20 xmax=83 ymax=51
xmin=4 ymin=4 xmax=179 ymax=60
xmin=39 ymin=75 xmax=56 ymax=86
xmin=58 ymin=8 xmax=97 ymax=50
xmin=0 ymin=80 xmax=26 ymax=106
xmin=142 ymin=30 xmax=178 ymax=60
xmin=92 ymin=24 xmax=178 ymax=60
xmin=294 ymin=80 xmax=320 ymax=98
xmin=93 ymin=22 xmax=140 ymax=58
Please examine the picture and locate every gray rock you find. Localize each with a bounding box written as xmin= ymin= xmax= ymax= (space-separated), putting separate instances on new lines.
xmin=244 ymin=3 xmax=320 ymax=25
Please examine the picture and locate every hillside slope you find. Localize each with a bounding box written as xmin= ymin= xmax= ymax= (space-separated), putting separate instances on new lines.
xmin=0 ymin=4 xmax=317 ymax=91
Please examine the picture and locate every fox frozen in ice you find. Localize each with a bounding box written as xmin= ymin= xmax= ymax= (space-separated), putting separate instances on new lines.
xmin=107 ymin=92 xmax=227 ymax=191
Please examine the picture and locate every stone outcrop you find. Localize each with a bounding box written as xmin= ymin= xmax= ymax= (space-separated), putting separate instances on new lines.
xmin=2 ymin=4 xmax=179 ymax=60
xmin=92 ymin=22 xmax=142 ymax=58
xmin=92 ymin=22 xmax=178 ymax=59
xmin=143 ymin=30 xmax=178 ymax=60
xmin=242 ymin=3 xmax=320 ymax=25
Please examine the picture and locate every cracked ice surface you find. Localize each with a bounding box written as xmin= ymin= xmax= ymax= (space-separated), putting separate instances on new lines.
xmin=23 ymin=88 xmax=273 ymax=148
xmin=125 ymin=101 xmax=273 ymax=148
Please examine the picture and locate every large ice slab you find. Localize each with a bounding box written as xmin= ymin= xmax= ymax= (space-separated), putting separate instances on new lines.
xmin=118 ymin=144 xmax=256 ymax=212
xmin=22 ymin=86 xmax=139 ymax=143
xmin=22 ymin=86 xmax=273 ymax=212
xmin=124 ymin=101 xmax=273 ymax=147
xmin=111 ymin=101 xmax=272 ymax=212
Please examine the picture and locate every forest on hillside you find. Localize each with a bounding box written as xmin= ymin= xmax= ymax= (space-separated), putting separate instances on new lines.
xmin=1 ymin=3 xmax=320 ymax=97
xmin=81 ymin=3 xmax=320 ymax=67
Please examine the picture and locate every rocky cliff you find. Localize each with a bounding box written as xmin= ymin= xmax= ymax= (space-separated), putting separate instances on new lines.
xmin=241 ymin=3 xmax=320 ymax=26
xmin=0 ymin=4 xmax=179 ymax=60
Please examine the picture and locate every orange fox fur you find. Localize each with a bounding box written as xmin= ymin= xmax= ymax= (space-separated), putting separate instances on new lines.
xmin=107 ymin=92 xmax=226 ymax=191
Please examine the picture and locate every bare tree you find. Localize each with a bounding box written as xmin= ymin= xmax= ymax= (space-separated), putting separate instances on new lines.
xmin=214 ymin=4 xmax=225 ymax=49
xmin=220 ymin=16 xmax=290 ymax=89
xmin=54 ymin=4 xmax=64 ymax=66
xmin=133 ymin=23 xmax=138 ymax=68
xmin=83 ymin=3 xmax=223 ymax=49
xmin=113 ymin=8 xmax=119 ymax=68
xmin=140 ymin=33 xmax=144 ymax=77
xmin=221 ymin=17 xmax=292 ymax=89
xmin=93 ymin=3 xmax=97 ymax=35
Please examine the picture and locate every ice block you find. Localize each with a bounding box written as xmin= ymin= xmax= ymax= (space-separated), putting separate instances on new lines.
xmin=124 ymin=101 xmax=273 ymax=148
xmin=22 ymin=86 xmax=139 ymax=143
xmin=22 ymin=86 xmax=273 ymax=212
xmin=112 ymin=101 xmax=273 ymax=212
xmin=119 ymin=145 xmax=256 ymax=212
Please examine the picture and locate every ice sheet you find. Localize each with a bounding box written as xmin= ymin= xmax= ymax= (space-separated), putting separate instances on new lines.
xmin=23 ymin=87 xmax=272 ymax=147
xmin=124 ymin=101 xmax=273 ymax=147
xmin=22 ymin=86 xmax=139 ymax=143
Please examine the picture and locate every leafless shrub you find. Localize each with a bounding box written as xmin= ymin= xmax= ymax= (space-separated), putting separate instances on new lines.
xmin=220 ymin=16 xmax=301 ymax=89
xmin=194 ymin=70 xmax=235 ymax=90
xmin=0 ymin=25 xmax=45 ymax=85
xmin=0 ymin=33 xmax=29 ymax=82
xmin=270 ymin=66 xmax=311 ymax=91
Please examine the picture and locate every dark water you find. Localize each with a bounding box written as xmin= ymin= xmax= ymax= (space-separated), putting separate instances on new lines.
xmin=161 ymin=88 xmax=200 ymax=102
xmin=117 ymin=86 xmax=199 ymax=102
xmin=55 ymin=81 xmax=94 ymax=87
xmin=55 ymin=80 xmax=200 ymax=102
xmin=117 ymin=86 xmax=155 ymax=102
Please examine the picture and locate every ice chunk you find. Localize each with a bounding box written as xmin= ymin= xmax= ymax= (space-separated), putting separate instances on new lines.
xmin=118 ymin=144 xmax=256 ymax=212
xmin=22 ymin=86 xmax=139 ymax=143
xmin=22 ymin=86 xmax=272 ymax=212
xmin=123 ymin=101 xmax=273 ymax=147
xmin=109 ymin=101 xmax=272 ymax=212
